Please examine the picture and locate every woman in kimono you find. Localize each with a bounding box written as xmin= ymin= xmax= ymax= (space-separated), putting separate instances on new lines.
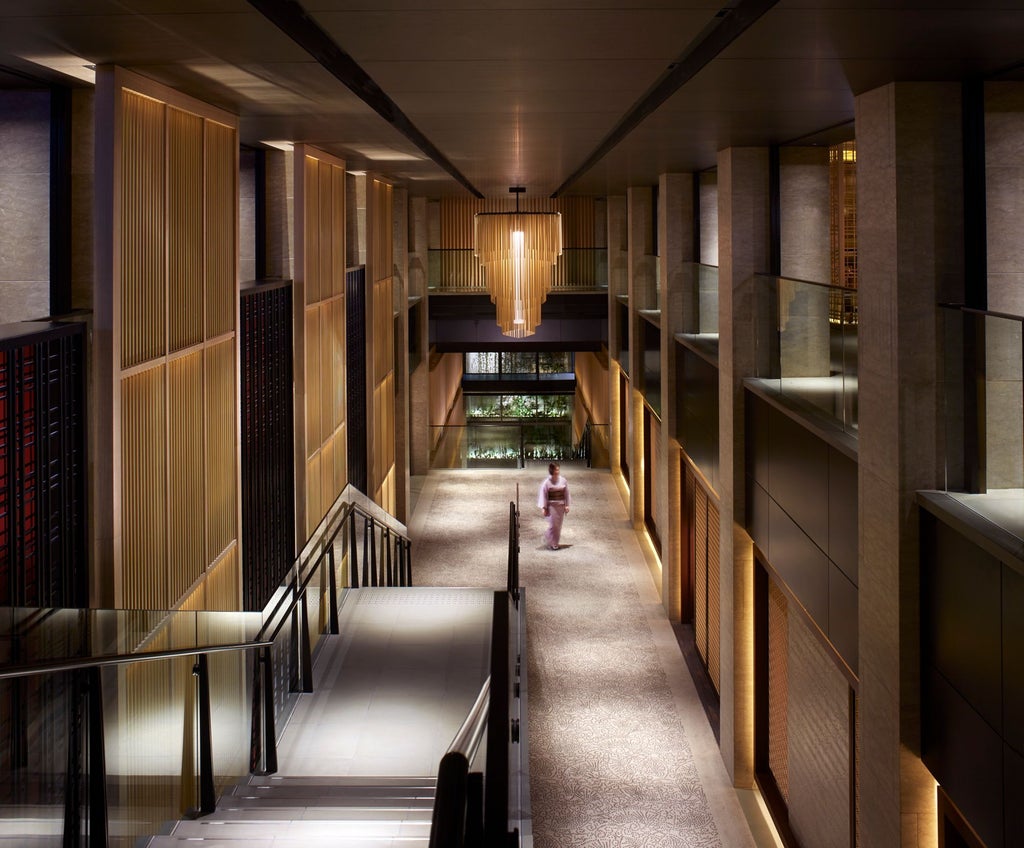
xmin=537 ymin=462 xmax=571 ymax=550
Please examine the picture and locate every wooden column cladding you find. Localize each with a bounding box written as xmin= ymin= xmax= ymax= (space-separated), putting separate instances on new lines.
xmin=295 ymin=146 xmax=346 ymax=542
xmin=97 ymin=67 xmax=240 ymax=611
xmin=368 ymin=178 xmax=395 ymax=514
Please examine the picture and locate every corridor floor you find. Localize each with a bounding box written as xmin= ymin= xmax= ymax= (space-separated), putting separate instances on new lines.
xmin=410 ymin=465 xmax=780 ymax=848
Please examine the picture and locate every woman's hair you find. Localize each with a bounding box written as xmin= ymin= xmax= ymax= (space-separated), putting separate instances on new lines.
xmin=548 ymin=462 xmax=559 ymax=475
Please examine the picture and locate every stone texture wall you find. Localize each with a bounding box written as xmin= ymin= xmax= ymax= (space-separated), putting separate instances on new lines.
xmin=0 ymin=91 xmax=50 ymax=322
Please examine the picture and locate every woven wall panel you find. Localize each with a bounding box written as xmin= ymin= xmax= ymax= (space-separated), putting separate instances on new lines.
xmin=768 ymin=577 xmax=791 ymax=803
xmin=205 ymin=121 xmax=236 ymax=339
xmin=121 ymin=91 xmax=166 ymax=370
xmin=694 ymin=484 xmax=708 ymax=663
xmin=707 ymin=497 xmax=721 ymax=693
xmin=305 ymin=306 xmax=322 ymax=456
xmin=121 ymin=365 xmax=167 ymax=609
xmin=168 ymin=108 xmax=204 ymax=353
xmin=168 ymin=351 xmax=205 ymax=603
xmin=204 ymin=339 xmax=236 ymax=571
xmin=304 ymin=156 xmax=320 ymax=305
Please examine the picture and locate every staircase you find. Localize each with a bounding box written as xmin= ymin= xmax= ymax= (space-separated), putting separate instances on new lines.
xmin=147 ymin=775 xmax=436 ymax=847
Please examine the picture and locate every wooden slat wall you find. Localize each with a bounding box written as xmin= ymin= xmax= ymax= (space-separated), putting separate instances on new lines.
xmin=300 ymin=151 xmax=346 ymax=539
xmin=168 ymin=109 xmax=203 ymax=352
xmin=707 ymin=498 xmax=721 ymax=692
xmin=167 ymin=351 xmax=204 ymax=603
xmin=439 ymin=196 xmax=598 ymax=249
xmin=121 ymin=92 xmax=166 ymax=370
xmin=370 ymin=179 xmax=396 ymax=515
xmin=768 ymin=578 xmax=790 ymax=801
xmin=112 ymin=76 xmax=240 ymax=612
xmin=121 ymin=366 xmax=167 ymax=609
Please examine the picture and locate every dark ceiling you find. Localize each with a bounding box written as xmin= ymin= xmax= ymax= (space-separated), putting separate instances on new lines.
xmin=1 ymin=1 xmax=1022 ymax=199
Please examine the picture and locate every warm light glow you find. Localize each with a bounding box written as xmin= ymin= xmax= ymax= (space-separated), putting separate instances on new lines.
xmin=474 ymin=211 xmax=562 ymax=338
xmin=19 ymin=53 xmax=96 ymax=84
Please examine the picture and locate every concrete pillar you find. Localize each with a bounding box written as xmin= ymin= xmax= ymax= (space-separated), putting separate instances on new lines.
xmin=409 ymin=196 xmax=431 ymax=476
xmin=717 ymin=147 xmax=771 ymax=787
xmin=699 ymin=170 xmax=719 ymax=267
xmin=856 ymin=82 xmax=965 ymax=848
xmin=658 ymin=173 xmax=695 ymax=620
xmin=779 ymin=147 xmax=831 ymax=377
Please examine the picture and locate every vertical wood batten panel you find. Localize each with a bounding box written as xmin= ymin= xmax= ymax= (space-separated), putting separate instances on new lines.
xmin=306 ymin=454 xmax=321 ymax=537
xmin=204 ymin=544 xmax=238 ymax=610
xmin=205 ymin=339 xmax=237 ymax=573
xmin=168 ymin=351 xmax=204 ymax=603
xmin=319 ymin=161 xmax=332 ymax=302
xmin=121 ymin=91 xmax=166 ymax=370
xmin=205 ymin=121 xmax=237 ymax=340
xmin=304 ymin=156 xmax=319 ymax=305
xmin=122 ymin=366 xmax=167 ymax=608
xmin=305 ymin=307 xmax=321 ymax=456
xmin=332 ymin=168 xmax=345 ymax=297
xmin=319 ymin=301 xmax=333 ymax=455
xmin=168 ymin=108 xmax=204 ymax=352
xmin=330 ymin=296 xmax=345 ymax=432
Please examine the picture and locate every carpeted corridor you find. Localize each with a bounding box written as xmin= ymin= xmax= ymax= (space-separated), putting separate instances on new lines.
xmin=410 ymin=465 xmax=770 ymax=848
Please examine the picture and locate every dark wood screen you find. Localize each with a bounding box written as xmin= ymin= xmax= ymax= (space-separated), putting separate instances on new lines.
xmin=240 ymin=282 xmax=295 ymax=611
xmin=0 ymin=322 xmax=87 ymax=608
xmin=346 ymin=266 xmax=367 ymax=494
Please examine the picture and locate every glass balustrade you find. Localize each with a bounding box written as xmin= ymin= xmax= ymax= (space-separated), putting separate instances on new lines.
xmin=752 ymin=274 xmax=858 ymax=433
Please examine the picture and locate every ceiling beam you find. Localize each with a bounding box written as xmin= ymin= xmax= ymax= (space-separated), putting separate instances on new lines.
xmin=552 ymin=0 xmax=780 ymax=197
xmin=248 ymin=0 xmax=484 ymax=198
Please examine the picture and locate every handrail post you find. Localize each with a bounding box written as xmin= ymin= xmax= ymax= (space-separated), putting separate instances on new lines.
xmin=349 ymin=509 xmax=360 ymax=588
xmin=327 ymin=543 xmax=340 ymax=634
xmin=193 ymin=654 xmax=216 ymax=815
xmin=484 ymin=593 xmax=510 ymax=845
xmin=363 ymin=516 xmax=371 ymax=586
xmin=299 ymin=590 xmax=313 ymax=693
xmin=368 ymin=517 xmax=378 ymax=587
xmin=385 ymin=527 xmax=393 ymax=586
xmin=260 ymin=647 xmax=278 ymax=774
xmin=63 ymin=670 xmax=84 ymax=847
xmin=87 ymin=666 xmax=108 ymax=846
xmin=406 ymin=539 xmax=413 ymax=586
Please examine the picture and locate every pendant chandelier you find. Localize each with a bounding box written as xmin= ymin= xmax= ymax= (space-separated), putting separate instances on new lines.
xmin=473 ymin=188 xmax=562 ymax=338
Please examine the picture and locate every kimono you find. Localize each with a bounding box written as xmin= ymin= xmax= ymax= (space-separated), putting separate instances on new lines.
xmin=537 ymin=473 xmax=571 ymax=549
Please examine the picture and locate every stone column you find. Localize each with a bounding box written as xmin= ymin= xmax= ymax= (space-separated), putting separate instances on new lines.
xmin=263 ymin=148 xmax=293 ymax=280
xmin=856 ymin=82 xmax=965 ymax=848
xmin=627 ymin=186 xmax=655 ymax=530
xmin=718 ymin=147 xmax=771 ymax=786
xmin=408 ymin=195 xmax=431 ymax=476
xmin=658 ymin=173 xmax=694 ymax=619
xmin=779 ymin=147 xmax=831 ymax=377
xmin=607 ymin=195 xmax=627 ymax=480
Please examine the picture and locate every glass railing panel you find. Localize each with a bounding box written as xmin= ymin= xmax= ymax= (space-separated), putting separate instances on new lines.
xmin=940 ymin=305 xmax=1024 ymax=494
xmin=754 ymin=275 xmax=858 ymax=434
xmin=0 ymin=607 xmax=264 ymax=670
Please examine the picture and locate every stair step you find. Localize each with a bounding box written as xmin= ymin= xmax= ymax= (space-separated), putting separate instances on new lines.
xmin=192 ymin=804 xmax=433 ymax=821
xmin=240 ymin=775 xmax=436 ymax=788
xmin=167 ymin=816 xmax=431 ymax=839
xmin=224 ymin=784 xmax=435 ymax=806
xmin=149 ymin=838 xmax=427 ymax=848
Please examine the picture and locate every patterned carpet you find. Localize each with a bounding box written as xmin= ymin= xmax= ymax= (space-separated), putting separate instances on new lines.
xmin=410 ymin=466 xmax=738 ymax=847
